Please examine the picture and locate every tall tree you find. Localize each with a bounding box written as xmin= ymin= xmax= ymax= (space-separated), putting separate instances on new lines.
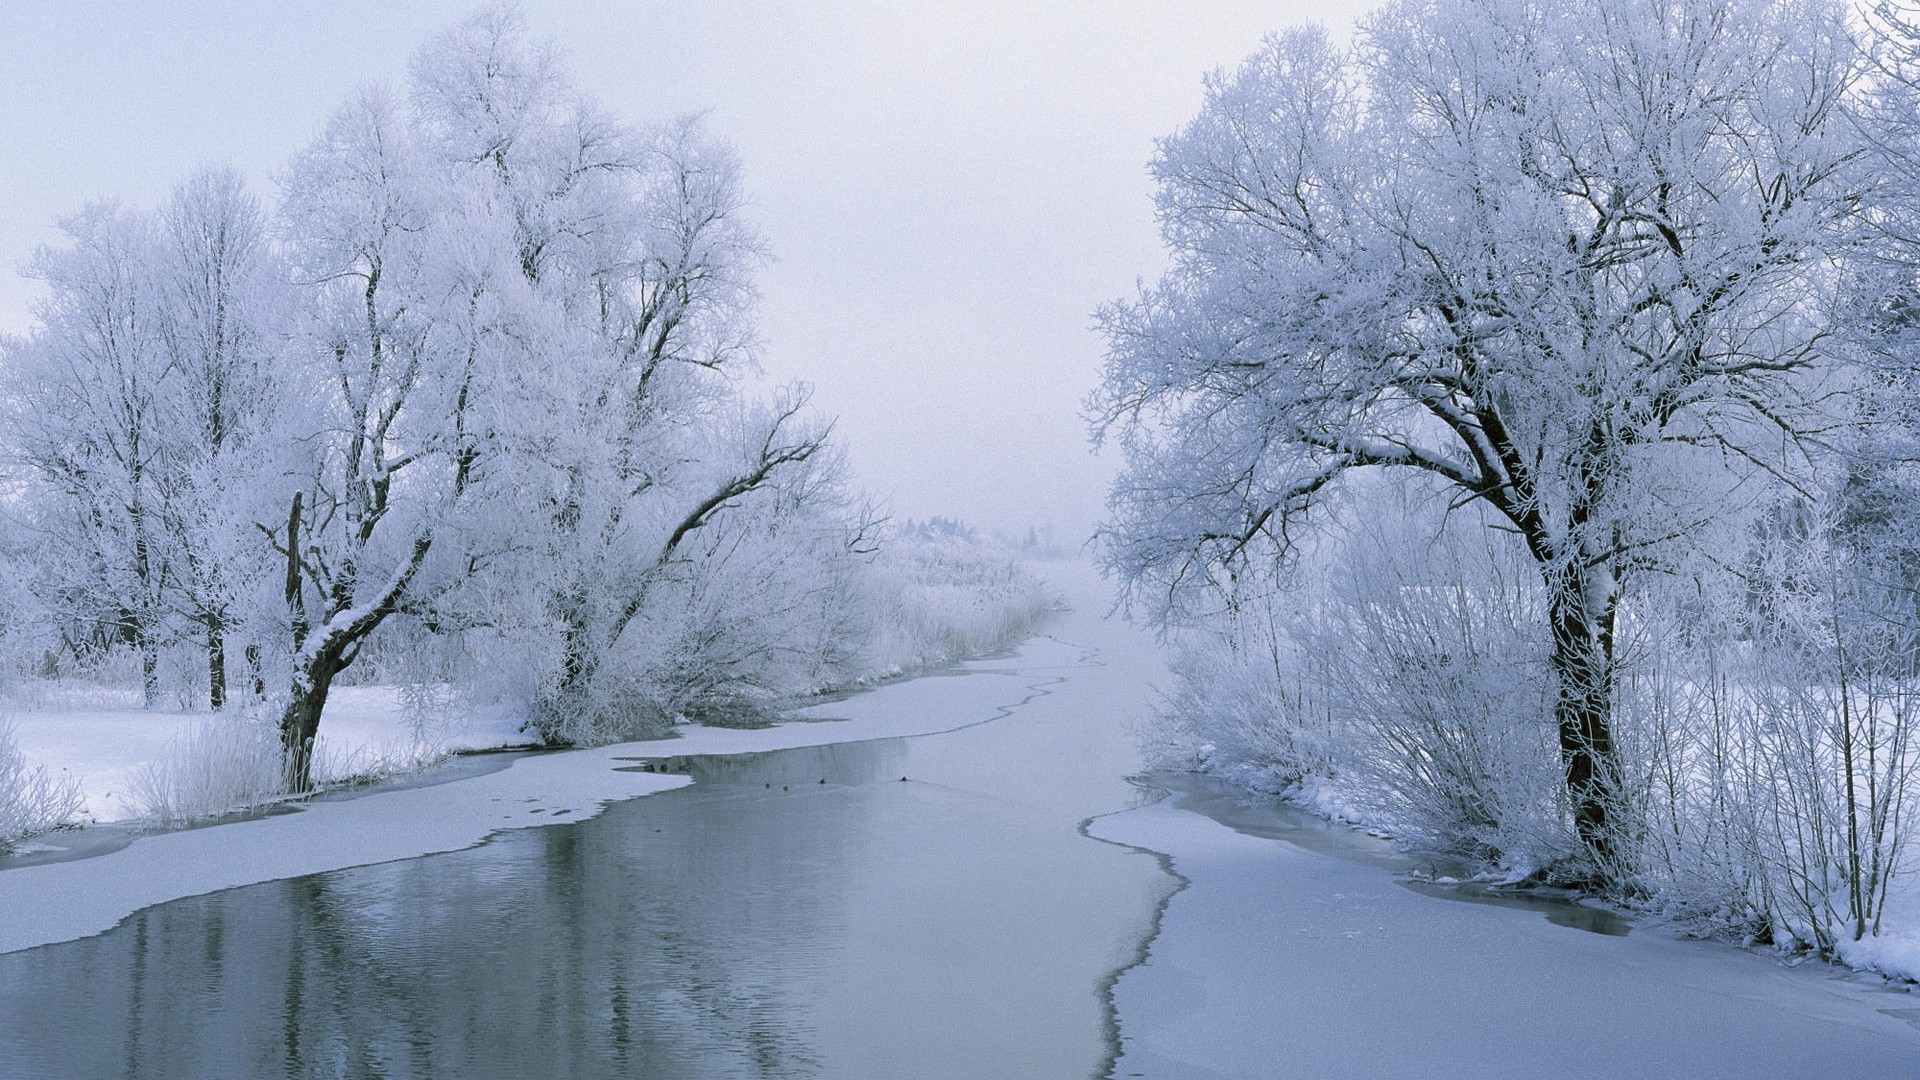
xmin=6 ymin=204 xmax=173 ymax=704
xmin=1091 ymin=0 xmax=1864 ymax=868
xmin=152 ymin=166 xmax=276 ymax=709
xmin=269 ymin=88 xmax=466 ymax=789
xmin=400 ymin=8 xmax=799 ymax=735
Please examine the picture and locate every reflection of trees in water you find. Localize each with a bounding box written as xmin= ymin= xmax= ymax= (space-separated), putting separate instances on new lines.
xmin=0 ymin=757 xmax=910 ymax=1078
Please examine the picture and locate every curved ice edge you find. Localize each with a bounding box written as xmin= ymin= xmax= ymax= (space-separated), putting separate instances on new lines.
xmin=0 ymin=632 xmax=1083 ymax=957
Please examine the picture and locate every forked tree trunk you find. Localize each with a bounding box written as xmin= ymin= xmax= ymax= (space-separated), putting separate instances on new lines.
xmin=272 ymin=489 xmax=433 ymax=793
xmin=280 ymin=641 xmax=348 ymax=793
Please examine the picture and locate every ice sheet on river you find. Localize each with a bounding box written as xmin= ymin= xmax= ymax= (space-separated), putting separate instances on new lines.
xmin=1092 ymin=798 xmax=1920 ymax=1078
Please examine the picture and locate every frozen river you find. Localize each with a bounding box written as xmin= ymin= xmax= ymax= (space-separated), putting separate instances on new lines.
xmin=4 ymin=563 xmax=1920 ymax=1077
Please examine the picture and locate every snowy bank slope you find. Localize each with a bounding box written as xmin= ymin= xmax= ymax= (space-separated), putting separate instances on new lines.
xmin=4 ymin=685 xmax=527 ymax=824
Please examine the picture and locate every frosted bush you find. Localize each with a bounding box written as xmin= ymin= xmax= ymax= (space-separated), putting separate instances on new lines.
xmin=540 ymin=517 xmax=1056 ymax=746
xmin=1149 ymin=494 xmax=1576 ymax=875
xmin=1311 ymin=552 xmax=1572 ymax=871
xmin=0 ymin=718 xmax=84 ymax=846
xmin=127 ymin=716 xmax=285 ymax=823
xmin=1154 ymin=603 xmax=1336 ymax=791
xmin=857 ymin=519 xmax=1057 ymax=679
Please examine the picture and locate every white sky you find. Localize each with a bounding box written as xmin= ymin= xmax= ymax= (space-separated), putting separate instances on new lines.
xmin=0 ymin=1 xmax=1369 ymax=542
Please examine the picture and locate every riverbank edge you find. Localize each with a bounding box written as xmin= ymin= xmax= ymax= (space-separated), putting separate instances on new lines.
xmin=0 ymin=626 xmax=1092 ymax=957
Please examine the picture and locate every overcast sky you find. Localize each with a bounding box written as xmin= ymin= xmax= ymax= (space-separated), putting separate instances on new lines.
xmin=0 ymin=1 xmax=1369 ymax=543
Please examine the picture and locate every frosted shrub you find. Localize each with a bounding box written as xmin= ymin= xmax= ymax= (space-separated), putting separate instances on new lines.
xmin=1746 ymin=673 xmax=1916 ymax=951
xmin=1617 ymin=633 xmax=1920 ymax=949
xmin=1151 ymin=497 xmax=1575 ymax=871
xmin=859 ymin=519 xmax=1056 ymax=678
xmin=1606 ymin=638 xmax=1775 ymax=935
xmin=542 ymin=591 xmax=726 ymax=746
xmin=1154 ymin=594 xmax=1335 ymax=791
xmin=541 ymin=513 xmax=871 ymax=744
xmin=1310 ymin=531 xmax=1573 ymax=870
xmin=569 ymin=518 xmax=1052 ymax=745
xmin=127 ymin=715 xmax=284 ymax=823
xmin=1612 ymin=484 xmax=1920 ymax=953
xmin=0 ymin=718 xmax=84 ymax=845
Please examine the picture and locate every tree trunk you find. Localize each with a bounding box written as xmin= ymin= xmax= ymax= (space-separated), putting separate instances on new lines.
xmin=141 ymin=640 xmax=160 ymax=710
xmin=557 ymin=583 xmax=592 ymax=700
xmin=245 ymin=644 xmax=266 ymax=699
xmin=206 ymin=615 xmax=227 ymax=711
xmin=280 ymin=644 xmax=347 ymax=793
xmin=529 ymin=580 xmax=597 ymax=740
xmin=1547 ymin=566 xmax=1620 ymax=873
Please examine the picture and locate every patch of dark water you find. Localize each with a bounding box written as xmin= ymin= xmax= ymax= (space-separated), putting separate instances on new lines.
xmin=1878 ymin=1006 xmax=1920 ymax=1030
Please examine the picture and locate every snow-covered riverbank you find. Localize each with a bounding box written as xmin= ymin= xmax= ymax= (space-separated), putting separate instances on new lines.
xmin=5 ymin=686 xmax=529 ymax=826
xmin=1093 ymin=785 xmax=1920 ymax=1078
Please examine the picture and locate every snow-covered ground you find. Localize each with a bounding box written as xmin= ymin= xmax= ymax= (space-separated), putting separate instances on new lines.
xmin=4 ymin=685 xmax=528 ymax=824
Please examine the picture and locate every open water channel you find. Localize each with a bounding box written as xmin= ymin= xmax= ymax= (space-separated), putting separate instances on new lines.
xmin=0 ymin=576 xmax=1179 ymax=1079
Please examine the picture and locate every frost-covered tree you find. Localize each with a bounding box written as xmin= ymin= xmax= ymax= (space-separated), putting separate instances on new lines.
xmin=5 ymin=203 xmax=174 ymax=704
xmin=393 ymin=8 xmax=843 ymax=738
xmin=151 ymin=166 xmax=278 ymax=709
xmin=1092 ymin=0 xmax=1865 ymax=867
xmin=266 ymin=87 xmax=471 ymax=788
xmin=4 ymin=171 xmax=278 ymax=712
xmin=254 ymin=7 xmax=848 ymax=775
xmin=537 ymin=386 xmax=850 ymax=737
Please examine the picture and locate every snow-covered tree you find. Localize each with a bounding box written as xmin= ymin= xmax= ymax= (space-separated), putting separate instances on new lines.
xmin=4 ymin=170 xmax=279 ymax=712
xmin=1092 ymin=0 xmax=1865 ymax=868
xmin=267 ymin=87 xmax=468 ymax=788
xmin=6 ymin=203 xmax=174 ymax=703
xmin=255 ymin=7 xmax=850 ymax=774
xmin=151 ymin=166 xmax=279 ymax=709
xmin=392 ymin=8 xmax=850 ymax=738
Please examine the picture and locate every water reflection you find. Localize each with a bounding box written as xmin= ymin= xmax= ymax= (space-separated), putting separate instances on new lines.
xmin=614 ymin=737 xmax=910 ymax=790
xmin=0 ymin=719 xmax=1164 ymax=1078
xmin=3 ymin=766 xmax=853 ymax=1079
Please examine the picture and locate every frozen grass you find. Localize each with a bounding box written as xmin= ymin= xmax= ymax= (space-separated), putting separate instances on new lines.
xmin=0 ymin=718 xmax=84 ymax=847
xmin=124 ymin=716 xmax=284 ymax=824
xmin=124 ymin=712 xmax=465 ymax=825
xmin=5 ymin=685 xmax=528 ymax=826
